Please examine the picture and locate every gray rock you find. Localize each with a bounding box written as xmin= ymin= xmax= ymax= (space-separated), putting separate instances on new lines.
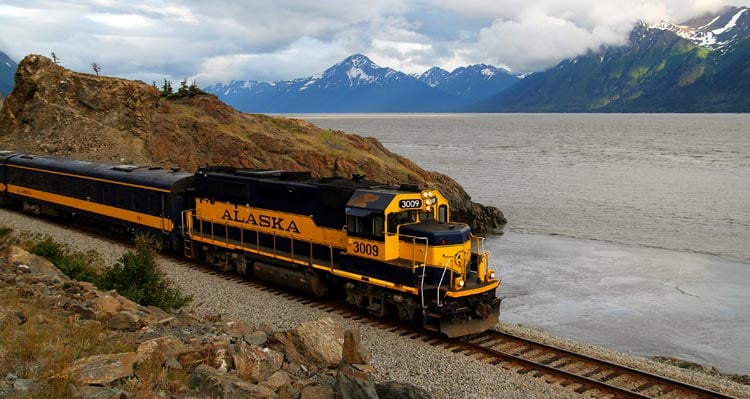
xmin=375 ymin=382 xmax=433 ymax=399
xmin=244 ymin=330 xmax=268 ymax=346
xmin=272 ymin=318 xmax=344 ymax=371
xmin=190 ymin=364 xmax=277 ymax=399
xmin=233 ymin=341 xmax=284 ymax=383
xmin=66 ymin=352 xmax=137 ymax=386
xmin=13 ymin=378 xmax=40 ymax=393
xmin=335 ymin=363 xmax=378 ymax=399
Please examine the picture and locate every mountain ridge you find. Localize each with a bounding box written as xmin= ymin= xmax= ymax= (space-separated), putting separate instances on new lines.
xmin=204 ymin=54 xmax=520 ymax=113
xmin=472 ymin=6 xmax=750 ymax=112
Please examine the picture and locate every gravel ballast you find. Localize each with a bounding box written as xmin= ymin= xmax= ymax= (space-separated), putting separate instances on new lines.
xmin=1 ymin=208 xmax=747 ymax=399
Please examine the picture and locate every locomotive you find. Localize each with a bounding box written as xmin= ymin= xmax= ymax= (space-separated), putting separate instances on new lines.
xmin=0 ymin=150 xmax=501 ymax=337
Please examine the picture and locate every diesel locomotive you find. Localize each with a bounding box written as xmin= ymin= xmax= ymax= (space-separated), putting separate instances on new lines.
xmin=0 ymin=150 xmax=501 ymax=337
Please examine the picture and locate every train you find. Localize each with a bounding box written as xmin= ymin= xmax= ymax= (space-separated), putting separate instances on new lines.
xmin=0 ymin=150 xmax=501 ymax=337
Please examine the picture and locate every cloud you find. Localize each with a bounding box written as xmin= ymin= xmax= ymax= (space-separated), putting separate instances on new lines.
xmin=1 ymin=0 xmax=748 ymax=84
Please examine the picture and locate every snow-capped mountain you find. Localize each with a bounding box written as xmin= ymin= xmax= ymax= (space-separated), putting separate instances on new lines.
xmin=472 ymin=5 xmax=750 ymax=112
xmin=204 ymin=54 xmax=512 ymax=113
xmin=415 ymin=67 xmax=451 ymax=88
xmin=416 ymin=64 xmax=519 ymax=100
xmin=653 ymin=6 xmax=749 ymax=53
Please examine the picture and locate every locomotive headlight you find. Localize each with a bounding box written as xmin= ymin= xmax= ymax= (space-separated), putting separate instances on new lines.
xmin=455 ymin=277 xmax=465 ymax=289
xmin=426 ymin=197 xmax=437 ymax=205
xmin=488 ymin=270 xmax=496 ymax=280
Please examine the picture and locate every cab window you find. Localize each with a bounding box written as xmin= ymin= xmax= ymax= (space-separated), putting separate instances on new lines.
xmin=347 ymin=213 xmax=385 ymax=241
xmin=387 ymin=210 xmax=417 ymax=234
xmin=419 ymin=211 xmax=434 ymax=222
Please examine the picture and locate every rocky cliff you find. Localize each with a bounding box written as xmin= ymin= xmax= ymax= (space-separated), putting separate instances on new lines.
xmin=0 ymin=55 xmax=505 ymax=233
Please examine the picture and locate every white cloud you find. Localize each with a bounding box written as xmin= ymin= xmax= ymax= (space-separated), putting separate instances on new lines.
xmin=0 ymin=0 xmax=748 ymax=85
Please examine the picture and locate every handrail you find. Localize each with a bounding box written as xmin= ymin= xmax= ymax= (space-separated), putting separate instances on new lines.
xmin=398 ymin=233 xmax=429 ymax=271
xmin=435 ymin=258 xmax=452 ymax=307
xmin=400 ymin=234 xmax=429 ymax=308
xmin=180 ymin=209 xmax=194 ymax=237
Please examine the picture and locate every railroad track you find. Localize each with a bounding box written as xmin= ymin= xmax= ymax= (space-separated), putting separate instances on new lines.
xmin=176 ymin=259 xmax=738 ymax=399
xmin=454 ymin=330 xmax=735 ymax=399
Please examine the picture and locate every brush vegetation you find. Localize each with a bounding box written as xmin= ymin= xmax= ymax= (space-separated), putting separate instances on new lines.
xmin=0 ymin=226 xmax=193 ymax=397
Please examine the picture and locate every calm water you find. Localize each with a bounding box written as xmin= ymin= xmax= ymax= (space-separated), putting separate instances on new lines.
xmin=294 ymin=113 xmax=750 ymax=374
xmin=297 ymin=113 xmax=750 ymax=261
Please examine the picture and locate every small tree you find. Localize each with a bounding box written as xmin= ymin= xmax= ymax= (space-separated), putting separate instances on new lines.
xmin=177 ymin=78 xmax=189 ymax=95
xmin=160 ymin=79 xmax=173 ymax=96
xmin=91 ymin=62 xmax=102 ymax=76
xmin=98 ymin=234 xmax=192 ymax=312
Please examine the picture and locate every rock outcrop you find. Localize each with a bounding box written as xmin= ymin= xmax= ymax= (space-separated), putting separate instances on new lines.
xmin=0 ymin=54 xmax=505 ymax=233
xmin=0 ymin=245 xmax=434 ymax=398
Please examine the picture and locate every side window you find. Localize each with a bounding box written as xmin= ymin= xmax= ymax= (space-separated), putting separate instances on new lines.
xmin=148 ymin=193 xmax=160 ymax=215
xmin=372 ymin=214 xmax=384 ymax=238
xmin=347 ymin=213 xmax=385 ymax=241
xmin=439 ymin=205 xmax=448 ymax=223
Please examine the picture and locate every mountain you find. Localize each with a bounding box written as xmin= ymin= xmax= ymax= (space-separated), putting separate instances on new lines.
xmin=0 ymin=51 xmax=17 ymax=98
xmin=472 ymin=6 xmax=750 ymax=112
xmin=415 ymin=64 xmax=519 ymax=101
xmin=205 ymin=54 xmax=462 ymax=112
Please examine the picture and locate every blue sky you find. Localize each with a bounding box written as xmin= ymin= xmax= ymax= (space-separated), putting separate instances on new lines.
xmin=1 ymin=0 xmax=748 ymax=85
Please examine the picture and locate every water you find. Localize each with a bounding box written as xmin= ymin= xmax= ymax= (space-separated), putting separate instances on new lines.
xmin=298 ymin=113 xmax=750 ymax=261
xmin=294 ymin=113 xmax=750 ymax=375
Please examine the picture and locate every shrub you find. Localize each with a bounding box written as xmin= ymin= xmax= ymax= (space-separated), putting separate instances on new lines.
xmin=29 ymin=235 xmax=100 ymax=283
xmin=98 ymin=234 xmax=191 ymax=312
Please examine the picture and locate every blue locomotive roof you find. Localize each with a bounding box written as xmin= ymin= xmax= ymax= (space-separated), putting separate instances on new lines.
xmin=5 ymin=153 xmax=194 ymax=191
xmin=399 ymin=221 xmax=471 ymax=245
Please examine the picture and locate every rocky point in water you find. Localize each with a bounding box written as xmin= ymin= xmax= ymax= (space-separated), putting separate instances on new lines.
xmin=0 ymin=54 xmax=505 ymax=233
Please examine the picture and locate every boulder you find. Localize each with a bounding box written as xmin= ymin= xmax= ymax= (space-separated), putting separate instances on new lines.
xmin=135 ymin=335 xmax=188 ymax=367
xmin=220 ymin=318 xmax=255 ymax=338
xmin=262 ymin=370 xmax=293 ymax=392
xmin=190 ymin=364 xmax=276 ymax=399
xmin=375 ymin=382 xmax=433 ymax=399
xmin=301 ymin=384 xmax=335 ymax=399
xmin=208 ymin=335 xmax=234 ymax=373
xmin=4 ymin=246 xmax=63 ymax=276
xmin=67 ymin=352 xmax=138 ymax=386
xmin=341 ymin=327 xmax=370 ymax=364
xmin=244 ymin=330 xmax=268 ymax=346
xmin=233 ymin=341 xmax=284 ymax=383
xmin=107 ymin=310 xmax=141 ymax=331
xmin=92 ymin=292 xmax=122 ymax=318
xmin=335 ymin=328 xmax=377 ymax=399
xmin=272 ymin=318 xmax=344 ymax=371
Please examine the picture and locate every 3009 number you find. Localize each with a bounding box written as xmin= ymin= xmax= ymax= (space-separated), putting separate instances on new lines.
xmin=399 ymin=199 xmax=422 ymax=209
xmin=352 ymin=241 xmax=379 ymax=257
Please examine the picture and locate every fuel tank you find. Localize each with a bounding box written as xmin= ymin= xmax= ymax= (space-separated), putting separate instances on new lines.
xmin=252 ymin=262 xmax=329 ymax=297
